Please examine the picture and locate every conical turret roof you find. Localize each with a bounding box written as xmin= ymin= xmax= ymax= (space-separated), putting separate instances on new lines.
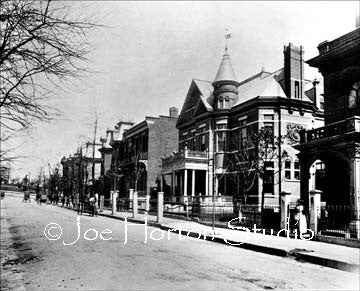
xmin=213 ymin=51 xmax=238 ymax=84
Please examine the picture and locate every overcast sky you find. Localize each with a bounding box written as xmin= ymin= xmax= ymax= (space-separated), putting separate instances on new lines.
xmin=7 ymin=1 xmax=359 ymax=179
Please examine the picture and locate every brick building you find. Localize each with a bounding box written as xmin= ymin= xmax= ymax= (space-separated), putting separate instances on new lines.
xmin=100 ymin=108 xmax=179 ymax=198
xmin=162 ymin=43 xmax=324 ymax=208
xmin=296 ymin=28 xmax=360 ymax=237
xmin=98 ymin=121 xmax=134 ymax=200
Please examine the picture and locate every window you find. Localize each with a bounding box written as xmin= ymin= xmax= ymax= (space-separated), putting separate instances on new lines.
xmin=191 ymin=138 xmax=196 ymax=150
xmin=348 ymin=82 xmax=360 ymax=109
xmin=238 ymin=117 xmax=248 ymax=146
xmin=294 ymin=160 xmax=300 ymax=180
xmin=264 ymin=114 xmax=274 ymax=121
xmin=218 ymin=99 xmax=224 ymax=109
xmin=263 ymin=161 xmax=274 ymax=194
xmin=224 ymin=99 xmax=230 ymax=109
xmin=285 ymin=160 xmax=291 ymax=179
xmin=240 ymin=128 xmax=247 ymax=141
xmin=319 ymin=94 xmax=325 ymax=110
xmin=295 ymin=81 xmax=300 ymax=99
xmin=216 ymin=124 xmax=226 ymax=151
xmin=239 ymin=117 xmax=247 ymax=126
xmin=200 ymin=134 xmax=206 ymax=151
xmin=264 ymin=114 xmax=274 ymax=138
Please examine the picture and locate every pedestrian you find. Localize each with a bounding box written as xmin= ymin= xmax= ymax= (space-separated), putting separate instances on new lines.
xmin=65 ymin=196 xmax=70 ymax=207
xmin=61 ymin=194 xmax=65 ymax=207
xmin=89 ymin=196 xmax=96 ymax=217
xmin=35 ymin=184 xmax=40 ymax=205
xmin=94 ymin=193 xmax=99 ymax=216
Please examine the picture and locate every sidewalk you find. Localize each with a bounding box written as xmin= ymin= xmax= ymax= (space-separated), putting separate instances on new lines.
xmin=4 ymin=190 xmax=359 ymax=273
xmin=96 ymin=208 xmax=360 ymax=274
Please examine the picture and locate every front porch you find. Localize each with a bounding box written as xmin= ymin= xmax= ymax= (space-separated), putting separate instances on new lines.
xmin=296 ymin=116 xmax=360 ymax=238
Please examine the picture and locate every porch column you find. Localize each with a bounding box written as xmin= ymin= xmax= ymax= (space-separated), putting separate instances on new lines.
xmin=191 ymin=170 xmax=195 ymax=196
xmin=205 ymin=170 xmax=209 ymax=196
xmin=350 ymin=151 xmax=360 ymax=239
xmin=172 ymin=172 xmax=175 ymax=198
xmin=184 ymin=169 xmax=188 ymax=200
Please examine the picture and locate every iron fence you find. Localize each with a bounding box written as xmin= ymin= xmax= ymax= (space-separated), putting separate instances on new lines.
xmin=318 ymin=205 xmax=360 ymax=239
xmin=236 ymin=204 xmax=281 ymax=230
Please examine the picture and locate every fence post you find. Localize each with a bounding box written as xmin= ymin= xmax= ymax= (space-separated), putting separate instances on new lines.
xmin=280 ymin=191 xmax=291 ymax=230
xmin=99 ymin=195 xmax=104 ymax=213
xmin=145 ymin=193 xmax=150 ymax=214
xmin=129 ymin=189 xmax=134 ymax=210
xmin=133 ymin=191 xmax=138 ymax=218
xmin=112 ymin=191 xmax=118 ymax=215
xmin=309 ymin=190 xmax=322 ymax=234
xmin=157 ymin=191 xmax=164 ymax=223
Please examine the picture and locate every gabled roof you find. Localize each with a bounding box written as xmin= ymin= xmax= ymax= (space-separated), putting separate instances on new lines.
xmin=177 ymin=79 xmax=215 ymax=126
xmin=177 ymin=67 xmax=316 ymax=127
xmin=193 ymin=79 xmax=214 ymax=111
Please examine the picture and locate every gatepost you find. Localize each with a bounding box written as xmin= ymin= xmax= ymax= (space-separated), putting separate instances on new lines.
xmin=157 ymin=191 xmax=164 ymax=223
xmin=112 ymin=191 xmax=118 ymax=215
xmin=309 ymin=190 xmax=322 ymax=234
xmin=129 ymin=189 xmax=134 ymax=209
xmin=280 ymin=191 xmax=291 ymax=229
xmin=133 ymin=191 xmax=138 ymax=218
xmin=145 ymin=193 xmax=150 ymax=214
xmin=99 ymin=195 xmax=104 ymax=213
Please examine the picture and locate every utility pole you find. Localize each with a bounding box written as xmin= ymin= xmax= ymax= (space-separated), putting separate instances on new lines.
xmin=91 ymin=113 xmax=98 ymax=196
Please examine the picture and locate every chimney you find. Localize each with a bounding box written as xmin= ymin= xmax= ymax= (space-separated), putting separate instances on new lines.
xmin=169 ymin=107 xmax=179 ymax=118
xmin=283 ymin=43 xmax=304 ymax=100
xmin=312 ymin=79 xmax=319 ymax=106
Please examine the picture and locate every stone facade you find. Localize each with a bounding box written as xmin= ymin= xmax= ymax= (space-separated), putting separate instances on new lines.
xmin=296 ymin=28 xmax=360 ymax=238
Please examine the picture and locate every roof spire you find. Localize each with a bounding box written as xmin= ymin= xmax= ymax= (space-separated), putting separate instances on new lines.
xmin=213 ymin=30 xmax=238 ymax=85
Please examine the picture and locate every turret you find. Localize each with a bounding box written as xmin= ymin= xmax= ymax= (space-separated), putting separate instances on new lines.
xmin=212 ymin=48 xmax=239 ymax=109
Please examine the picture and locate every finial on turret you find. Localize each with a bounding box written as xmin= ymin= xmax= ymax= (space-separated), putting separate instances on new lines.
xmin=224 ymin=29 xmax=231 ymax=53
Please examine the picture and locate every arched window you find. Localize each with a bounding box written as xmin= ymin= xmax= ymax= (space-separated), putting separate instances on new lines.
xmin=348 ymin=81 xmax=360 ymax=109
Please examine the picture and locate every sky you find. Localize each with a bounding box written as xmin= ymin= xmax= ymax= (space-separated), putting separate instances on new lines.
xmin=5 ymin=1 xmax=359 ymax=179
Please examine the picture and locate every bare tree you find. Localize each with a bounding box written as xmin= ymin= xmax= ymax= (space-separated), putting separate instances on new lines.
xmin=228 ymin=127 xmax=287 ymax=209
xmin=0 ymin=0 xmax=98 ymax=134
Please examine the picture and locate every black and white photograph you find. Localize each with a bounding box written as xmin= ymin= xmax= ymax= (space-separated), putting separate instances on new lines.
xmin=1 ymin=1 xmax=360 ymax=290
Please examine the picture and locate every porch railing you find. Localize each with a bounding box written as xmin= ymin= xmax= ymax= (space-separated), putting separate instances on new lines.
xmin=300 ymin=116 xmax=360 ymax=143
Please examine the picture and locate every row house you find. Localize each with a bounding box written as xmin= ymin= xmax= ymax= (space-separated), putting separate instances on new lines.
xmin=98 ymin=108 xmax=179 ymax=199
xmin=162 ymin=43 xmax=324 ymax=207
xmin=98 ymin=121 xmax=134 ymax=200
xmin=296 ymin=27 xmax=360 ymax=237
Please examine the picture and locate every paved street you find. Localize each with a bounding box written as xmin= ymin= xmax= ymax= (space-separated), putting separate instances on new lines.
xmin=1 ymin=194 xmax=359 ymax=290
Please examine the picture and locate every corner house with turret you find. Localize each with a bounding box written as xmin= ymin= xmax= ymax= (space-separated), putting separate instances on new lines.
xmin=162 ymin=43 xmax=324 ymax=218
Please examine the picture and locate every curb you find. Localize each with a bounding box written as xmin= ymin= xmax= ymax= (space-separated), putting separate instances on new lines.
xmin=62 ymin=206 xmax=360 ymax=274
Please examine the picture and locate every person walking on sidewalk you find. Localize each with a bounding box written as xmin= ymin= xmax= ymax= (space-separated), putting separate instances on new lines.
xmin=89 ymin=195 xmax=96 ymax=217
